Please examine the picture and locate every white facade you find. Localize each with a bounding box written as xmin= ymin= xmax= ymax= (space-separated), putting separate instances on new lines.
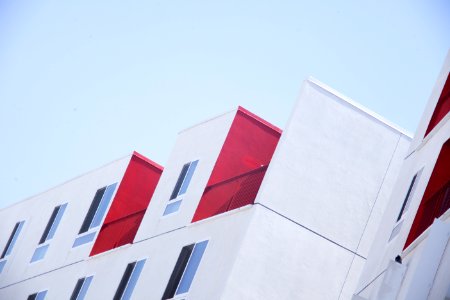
xmin=0 ymin=79 xmax=410 ymax=300
xmin=354 ymin=51 xmax=450 ymax=300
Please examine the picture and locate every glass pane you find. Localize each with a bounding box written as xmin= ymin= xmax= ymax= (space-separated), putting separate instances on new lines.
xmin=178 ymin=160 xmax=198 ymax=196
xmin=176 ymin=240 xmax=208 ymax=295
xmin=0 ymin=260 xmax=6 ymax=273
xmin=163 ymin=200 xmax=182 ymax=216
xmin=35 ymin=290 xmax=47 ymax=300
xmin=90 ymin=183 xmax=117 ymax=229
xmin=3 ymin=221 xmax=25 ymax=258
xmin=77 ymin=276 xmax=93 ymax=300
xmin=73 ymin=232 xmax=96 ymax=248
xmin=79 ymin=187 xmax=106 ymax=234
xmin=30 ymin=244 xmax=49 ymax=262
xmin=170 ymin=164 xmax=190 ymax=200
xmin=121 ymin=259 xmax=146 ymax=300
xmin=46 ymin=203 xmax=67 ymax=241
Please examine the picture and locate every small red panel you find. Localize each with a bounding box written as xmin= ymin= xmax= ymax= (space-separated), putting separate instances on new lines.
xmin=192 ymin=107 xmax=281 ymax=222
xmin=90 ymin=152 xmax=163 ymax=256
xmin=404 ymin=139 xmax=450 ymax=249
xmin=425 ymin=73 xmax=450 ymax=137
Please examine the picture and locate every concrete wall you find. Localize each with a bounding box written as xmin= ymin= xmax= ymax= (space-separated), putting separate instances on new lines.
xmin=0 ymin=207 xmax=253 ymax=300
xmin=0 ymin=155 xmax=130 ymax=288
xmin=134 ymin=109 xmax=235 ymax=241
xmin=354 ymin=51 xmax=450 ymax=299
xmin=250 ymin=79 xmax=410 ymax=299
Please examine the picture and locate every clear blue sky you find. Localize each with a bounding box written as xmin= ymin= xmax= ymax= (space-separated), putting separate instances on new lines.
xmin=0 ymin=0 xmax=449 ymax=208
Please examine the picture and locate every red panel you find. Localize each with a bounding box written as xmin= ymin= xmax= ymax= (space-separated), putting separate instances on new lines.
xmin=425 ymin=73 xmax=450 ymax=137
xmin=90 ymin=152 xmax=163 ymax=256
xmin=404 ymin=139 xmax=450 ymax=248
xmin=192 ymin=107 xmax=281 ymax=222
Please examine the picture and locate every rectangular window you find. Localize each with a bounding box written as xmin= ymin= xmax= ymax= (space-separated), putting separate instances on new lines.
xmin=30 ymin=203 xmax=67 ymax=263
xmin=27 ymin=290 xmax=47 ymax=300
xmin=0 ymin=220 xmax=25 ymax=273
xmin=162 ymin=240 xmax=208 ymax=299
xmin=79 ymin=183 xmax=117 ymax=234
xmin=397 ymin=170 xmax=422 ymax=222
xmin=170 ymin=161 xmax=198 ymax=200
xmin=70 ymin=276 xmax=93 ymax=300
xmin=114 ymin=259 xmax=146 ymax=300
xmin=74 ymin=183 xmax=117 ymax=248
xmin=1 ymin=221 xmax=25 ymax=259
xmin=40 ymin=204 xmax=67 ymax=244
xmin=164 ymin=161 xmax=198 ymax=216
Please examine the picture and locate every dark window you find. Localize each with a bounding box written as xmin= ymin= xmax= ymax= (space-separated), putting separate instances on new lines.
xmin=170 ymin=164 xmax=190 ymax=200
xmin=162 ymin=244 xmax=194 ymax=299
xmin=397 ymin=173 xmax=419 ymax=222
xmin=162 ymin=240 xmax=208 ymax=299
xmin=70 ymin=276 xmax=93 ymax=300
xmin=79 ymin=187 xmax=106 ymax=233
xmin=1 ymin=221 xmax=25 ymax=259
xmin=78 ymin=183 xmax=117 ymax=235
xmin=39 ymin=204 xmax=67 ymax=244
xmin=114 ymin=259 xmax=146 ymax=300
xmin=27 ymin=290 xmax=47 ymax=300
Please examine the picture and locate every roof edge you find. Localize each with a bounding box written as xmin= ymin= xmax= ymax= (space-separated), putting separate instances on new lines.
xmin=307 ymin=77 xmax=413 ymax=138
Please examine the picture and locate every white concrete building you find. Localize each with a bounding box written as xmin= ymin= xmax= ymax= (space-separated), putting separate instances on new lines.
xmin=0 ymin=78 xmax=410 ymax=300
xmin=353 ymin=51 xmax=450 ymax=300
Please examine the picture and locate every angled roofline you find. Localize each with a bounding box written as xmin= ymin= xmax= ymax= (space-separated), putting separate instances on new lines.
xmin=307 ymin=77 xmax=413 ymax=138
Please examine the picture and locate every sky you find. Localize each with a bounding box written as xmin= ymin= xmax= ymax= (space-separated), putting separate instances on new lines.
xmin=0 ymin=0 xmax=449 ymax=209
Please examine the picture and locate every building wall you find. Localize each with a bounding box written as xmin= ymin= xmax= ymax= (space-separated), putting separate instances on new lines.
xmin=0 ymin=207 xmax=254 ymax=300
xmin=0 ymin=78 xmax=414 ymax=300
xmin=354 ymin=50 xmax=450 ymax=300
xmin=134 ymin=109 xmax=235 ymax=242
xmin=0 ymin=155 xmax=131 ymax=288
xmin=223 ymin=79 xmax=411 ymax=300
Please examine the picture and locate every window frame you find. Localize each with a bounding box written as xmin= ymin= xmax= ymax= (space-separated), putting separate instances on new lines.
xmin=73 ymin=183 xmax=117 ymax=248
xmin=396 ymin=169 xmax=423 ymax=223
xmin=70 ymin=275 xmax=94 ymax=300
xmin=113 ymin=258 xmax=146 ymax=300
xmin=163 ymin=160 xmax=199 ymax=216
xmin=27 ymin=290 xmax=48 ymax=300
xmin=30 ymin=203 xmax=67 ymax=263
xmin=0 ymin=220 xmax=25 ymax=273
xmin=162 ymin=239 xmax=209 ymax=299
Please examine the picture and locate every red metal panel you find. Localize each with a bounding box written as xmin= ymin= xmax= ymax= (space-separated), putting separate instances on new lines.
xmin=90 ymin=152 xmax=163 ymax=256
xmin=425 ymin=73 xmax=450 ymax=137
xmin=192 ymin=107 xmax=281 ymax=222
xmin=404 ymin=139 xmax=450 ymax=248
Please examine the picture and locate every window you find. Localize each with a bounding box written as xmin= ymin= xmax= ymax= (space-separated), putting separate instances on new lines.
xmin=114 ymin=259 xmax=146 ymax=300
xmin=163 ymin=161 xmax=198 ymax=216
xmin=397 ymin=170 xmax=422 ymax=222
xmin=70 ymin=276 xmax=93 ymax=300
xmin=27 ymin=290 xmax=47 ymax=300
xmin=73 ymin=183 xmax=117 ymax=247
xmin=30 ymin=203 xmax=67 ymax=263
xmin=0 ymin=220 xmax=25 ymax=273
xmin=162 ymin=240 xmax=208 ymax=299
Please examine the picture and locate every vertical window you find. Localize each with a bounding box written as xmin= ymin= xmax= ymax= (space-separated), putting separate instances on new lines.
xmin=70 ymin=276 xmax=93 ymax=300
xmin=27 ymin=290 xmax=47 ymax=300
xmin=0 ymin=221 xmax=25 ymax=273
xmin=114 ymin=259 xmax=146 ymax=300
xmin=162 ymin=240 xmax=208 ymax=299
xmin=30 ymin=203 xmax=67 ymax=263
xmin=163 ymin=161 xmax=198 ymax=216
xmin=397 ymin=170 xmax=422 ymax=222
xmin=73 ymin=183 xmax=117 ymax=247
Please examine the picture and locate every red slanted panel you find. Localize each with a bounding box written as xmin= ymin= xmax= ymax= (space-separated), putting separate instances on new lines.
xmin=425 ymin=73 xmax=450 ymax=137
xmin=404 ymin=139 xmax=450 ymax=249
xmin=192 ymin=107 xmax=281 ymax=222
xmin=90 ymin=152 xmax=163 ymax=256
